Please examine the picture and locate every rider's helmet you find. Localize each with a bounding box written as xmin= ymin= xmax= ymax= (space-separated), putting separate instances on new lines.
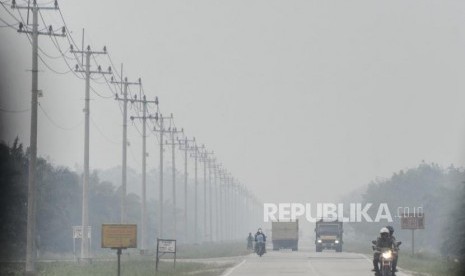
xmin=386 ymin=225 xmax=394 ymax=236
xmin=380 ymin=227 xmax=389 ymax=238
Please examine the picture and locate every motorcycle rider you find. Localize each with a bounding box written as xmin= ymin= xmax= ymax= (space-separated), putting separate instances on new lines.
xmin=255 ymin=228 xmax=266 ymax=254
xmin=247 ymin=232 xmax=254 ymax=250
xmin=373 ymin=227 xmax=395 ymax=276
xmin=386 ymin=225 xmax=399 ymax=273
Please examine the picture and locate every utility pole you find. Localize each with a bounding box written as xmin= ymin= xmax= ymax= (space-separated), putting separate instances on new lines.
xmin=244 ymin=187 xmax=251 ymax=235
xmin=220 ymin=170 xmax=230 ymax=241
xmin=130 ymin=95 xmax=158 ymax=253
xmin=212 ymin=163 xmax=220 ymax=242
xmin=231 ymin=181 xmax=237 ymax=240
xmin=153 ymin=113 xmax=171 ymax=238
xmin=217 ymin=168 xmax=224 ymax=242
xmin=201 ymin=150 xmax=214 ymax=242
xmin=71 ymin=45 xmax=111 ymax=263
xmin=178 ymin=136 xmax=195 ymax=242
xmin=12 ymin=0 xmax=65 ymax=273
xmin=112 ymin=77 xmax=141 ymax=223
xmin=189 ymin=142 xmax=204 ymax=243
xmin=164 ymin=116 xmax=183 ymax=239
xmin=227 ymin=175 xmax=233 ymax=240
xmin=207 ymin=158 xmax=218 ymax=242
xmin=238 ymin=185 xmax=245 ymax=239
xmin=230 ymin=179 xmax=236 ymax=240
xmin=198 ymin=147 xmax=208 ymax=241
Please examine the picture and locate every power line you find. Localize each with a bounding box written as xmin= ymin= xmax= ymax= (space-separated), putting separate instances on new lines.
xmin=89 ymin=116 xmax=119 ymax=145
xmin=107 ymin=53 xmax=122 ymax=80
xmin=38 ymin=52 xmax=73 ymax=74
xmin=89 ymin=85 xmax=114 ymax=99
xmin=0 ymin=16 xmax=19 ymax=28
xmin=0 ymin=1 xmax=21 ymax=22
xmin=16 ymin=7 xmax=72 ymax=75
xmin=102 ymin=74 xmax=118 ymax=95
xmin=57 ymin=7 xmax=85 ymax=69
xmin=38 ymin=103 xmax=82 ymax=131
xmin=49 ymin=34 xmax=74 ymax=60
xmin=50 ymin=35 xmax=85 ymax=79
xmin=36 ymin=9 xmax=65 ymax=59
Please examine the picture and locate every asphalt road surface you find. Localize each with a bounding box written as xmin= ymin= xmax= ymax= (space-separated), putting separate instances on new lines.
xmin=223 ymin=246 xmax=412 ymax=276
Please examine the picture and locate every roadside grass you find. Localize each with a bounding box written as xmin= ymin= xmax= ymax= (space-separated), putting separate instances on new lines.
xmin=0 ymin=242 xmax=249 ymax=276
xmin=344 ymin=240 xmax=461 ymax=276
xmin=0 ymin=260 xmax=234 ymax=276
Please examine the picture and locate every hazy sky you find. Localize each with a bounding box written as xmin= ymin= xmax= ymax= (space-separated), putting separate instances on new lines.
xmin=1 ymin=0 xmax=465 ymax=204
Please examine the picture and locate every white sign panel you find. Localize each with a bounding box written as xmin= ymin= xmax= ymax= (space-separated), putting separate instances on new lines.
xmin=158 ymin=239 xmax=176 ymax=253
xmin=73 ymin=226 xmax=91 ymax=239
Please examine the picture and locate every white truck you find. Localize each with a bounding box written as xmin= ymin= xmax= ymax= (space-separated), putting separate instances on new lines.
xmin=271 ymin=220 xmax=299 ymax=251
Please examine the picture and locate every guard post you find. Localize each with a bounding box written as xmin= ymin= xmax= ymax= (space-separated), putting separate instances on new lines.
xmin=101 ymin=224 xmax=137 ymax=276
xmin=156 ymin=238 xmax=176 ymax=271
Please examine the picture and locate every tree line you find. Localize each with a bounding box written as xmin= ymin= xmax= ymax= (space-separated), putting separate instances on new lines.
xmin=343 ymin=161 xmax=465 ymax=271
xmin=0 ymin=138 xmax=145 ymax=259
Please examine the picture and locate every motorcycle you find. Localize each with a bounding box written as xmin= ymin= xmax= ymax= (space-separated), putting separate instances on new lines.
xmin=256 ymin=242 xmax=266 ymax=257
xmin=372 ymin=241 xmax=401 ymax=276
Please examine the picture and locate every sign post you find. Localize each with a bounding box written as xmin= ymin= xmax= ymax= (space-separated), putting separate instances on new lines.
xmin=156 ymin=239 xmax=176 ymax=271
xmin=101 ymin=224 xmax=137 ymax=276
xmin=400 ymin=213 xmax=424 ymax=256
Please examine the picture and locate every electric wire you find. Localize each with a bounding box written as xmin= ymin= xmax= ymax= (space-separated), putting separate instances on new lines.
xmin=0 ymin=16 xmax=19 ymax=28
xmin=102 ymin=74 xmax=118 ymax=96
xmin=107 ymin=53 xmax=122 ymax=80
xmin=38 ymin=102 xmax=83 ymax=131
xmin=37 ymin=52 xmax=73 ymax=74
xmin=89 ymin=116 xmax=120 ymax=145
xmin=89 ymin=85 xmax=114 ymax=99
xmin=2 ymin=1 xmax=239 ymax=200
xmin=51 ymin=35 xmax=85 ymax=79
xmin=16 ymin=8 xmax=72 ymax=75
xmin=37 ymin=9 xmax=65 ymax=59
xmin=57 ymin=7 xmax=84 ymax=69
xmin=0 ymin=1 xmax=22 ymax=23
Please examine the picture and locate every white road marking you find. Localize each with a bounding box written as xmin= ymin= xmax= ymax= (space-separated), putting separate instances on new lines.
xmin=222 ymin=259 xmax=246 ymax=276
xmin=307 ymin=257 xmax=322 ymax=276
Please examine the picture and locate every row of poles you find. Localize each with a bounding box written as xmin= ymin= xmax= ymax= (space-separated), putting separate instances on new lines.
xmin=2 ymin=1 xmax=263 ymax=274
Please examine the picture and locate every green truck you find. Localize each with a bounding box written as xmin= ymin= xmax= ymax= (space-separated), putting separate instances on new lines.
xmin=271 ymin=220 xmax=299 ymax=251
xmin=315 ymin=219 xmax=343 ymax=252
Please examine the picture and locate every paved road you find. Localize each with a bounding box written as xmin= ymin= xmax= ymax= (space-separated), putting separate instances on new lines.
xmin=223 ymin=247 xmax=412 ymax=276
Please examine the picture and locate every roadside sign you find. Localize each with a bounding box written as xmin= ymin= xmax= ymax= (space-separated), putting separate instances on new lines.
xmin=102 ymin=224 xmax=138 ymax=276
xmin=401 ymin=213 xmax=425 ymax=229
xmin=156 ymin=238 xmax=176 ymax=271
xmin=73 ymin=226 xmax=91 ymax=239
xmin=400 ymin=212 xmax=425 ymax=257
xmin=158 ymin=240 xmax=176 ymax=253
xmin=72 ymin=226 xmax=92 ymax=261
xmin=102 ymin=224 xmax=137 ymax=249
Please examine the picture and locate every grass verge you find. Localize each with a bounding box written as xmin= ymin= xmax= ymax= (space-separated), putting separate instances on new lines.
xmin=0 ymin=242 xmax=249 ymax=276
xmin=0 ymin=259 xmax=234 ymax=276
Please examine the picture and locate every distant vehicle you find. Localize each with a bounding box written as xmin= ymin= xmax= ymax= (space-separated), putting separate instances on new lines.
xmin=271 ymin=220 xmax=299 ymax=251
xmin=315 ymin=219 xmax=343 ymax=252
